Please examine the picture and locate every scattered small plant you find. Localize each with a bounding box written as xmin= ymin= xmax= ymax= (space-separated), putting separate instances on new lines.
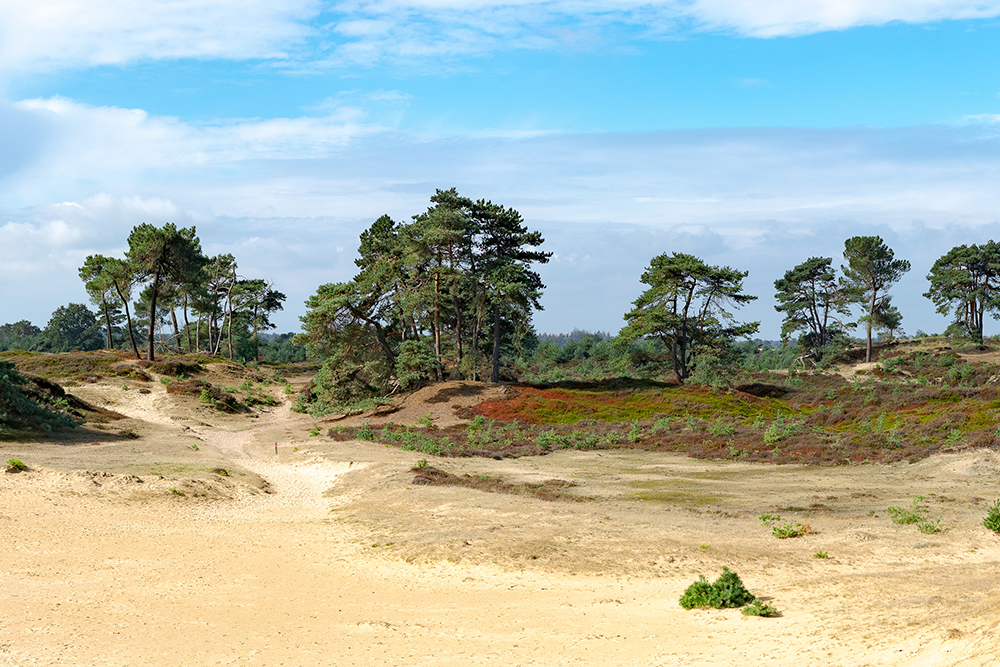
xmin=189 ymin=444 xmax=199 ymax=451
xmin=309 ymin=424 xmax=321 ymax=437
xmin=415 ymin=458 xmax=429 ymax=469
xmin=759 ymin=513 xmax=781 ymax=524
xmin=6 ymin=458 xmax=27 ymax=471
xmin=169 ymin=487 xmax=184 ymax=496
xmin=772 ymin=522 xmax=809 ymax=539
xmin=417 ymin=413 xmax=436 ymax=429
xmin=983 ymin=499 xmax=1000 ymax=534
xmin=356 ymin=423 xmax=375 ymax=441
xmin=814 ymin=551 xmax=829 ymax=559
xmin=888 ymin=495 xmax=942 ymax=533
xmin=741 ymin=599 xmax=780 ymax=617
xmin=918 ymin=517 xmax=942 ymax=534
xmin=887 ymin=496 xmax=926 ymax=525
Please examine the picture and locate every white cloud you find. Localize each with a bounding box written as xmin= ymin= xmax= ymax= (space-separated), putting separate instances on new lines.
xmin=4 ymin=1 xmax=1000 ymax=75
xmin=0 ymin=0 xmax=320 ymax=73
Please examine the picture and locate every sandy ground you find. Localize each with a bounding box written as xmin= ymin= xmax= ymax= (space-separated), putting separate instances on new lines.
xmin=2 ymin=370 xmax=1000 ymax=666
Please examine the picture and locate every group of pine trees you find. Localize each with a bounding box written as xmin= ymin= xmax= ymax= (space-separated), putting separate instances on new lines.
xmin=75 ymin=223 xmax=286 ymax=361
xmin=8 ymin=223 xmax=286 ymax=361
xmin=295 ymin=188 xmax=551 ymax=410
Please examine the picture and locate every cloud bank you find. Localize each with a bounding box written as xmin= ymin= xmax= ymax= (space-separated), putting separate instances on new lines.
xmin=3 ymin=97 xmax=1000 ymax=336
xmin=5 ymin=0 xmax=1000 ymax=74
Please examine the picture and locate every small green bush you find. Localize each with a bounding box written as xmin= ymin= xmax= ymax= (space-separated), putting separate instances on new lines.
xmin=679 ymin=567 xmax=756 ymax=609
xmin=984 ymin=499 xmax=1000 ymax=534
xmin=772 ymin=522 xmax=807 ymax=539
xmin=7 ymin=458 xmax=27 ymax=471
xmin=741 ymin=599 xmax=780 ymax=617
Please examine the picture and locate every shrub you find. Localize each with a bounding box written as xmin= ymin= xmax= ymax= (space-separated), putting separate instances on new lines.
xmin=679 ymin=567 xmax=756 ymax=609
xmin=984 ymin=499 xmax=1000 ymax=534
xmin=741 ymin=599 xmax=780 ymax=617
xmin=772 ymin=522 xmax=808 ymax=539
xmin=7 ymin=458 xmax=27 ymax=471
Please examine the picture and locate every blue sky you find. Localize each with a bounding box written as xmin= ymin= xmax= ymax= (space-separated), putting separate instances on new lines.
xmin=4 ymin=1 xmax=1000 ymax=338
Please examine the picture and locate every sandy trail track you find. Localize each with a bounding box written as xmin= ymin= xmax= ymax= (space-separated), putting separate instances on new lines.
xmin=3 ymin=377 xmax=1000 ymax=665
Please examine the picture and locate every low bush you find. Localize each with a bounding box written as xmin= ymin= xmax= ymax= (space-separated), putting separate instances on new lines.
xmin=679 ymin=567 xmax=757 ymax=609
xmin=984 ymin=499 xmax=1000 ymax=534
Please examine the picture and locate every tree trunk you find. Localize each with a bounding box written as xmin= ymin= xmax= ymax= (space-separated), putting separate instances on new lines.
xmin=147 ymin=270 xmax=160 ymax=361
xmin=433 ymin=268 xmax=443 ymax=381
xmin=491 ymin=305 xmax=501 ymax=383
xmin=183 ymin=296 xmax=193 ymax=353
xmin=102 ymin=300 xmax=113 ymax=349
xmin=452 ymin=290 xmax=463 ymax=380
xmin=171 ymin=308 xmax=181 ymax=354
xmin=118 ymin=292 xmax=140 ymax=359
xmin=866 ymin=290 xmax=875 ymax=363
xmin=226 ymin=293 xmax=234 ymax=360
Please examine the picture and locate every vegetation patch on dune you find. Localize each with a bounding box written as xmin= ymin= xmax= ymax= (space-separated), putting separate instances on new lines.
xmin=410 ymin=464 xmax=588 ymax=502
xmin=332 ymin=343 xmax=1000 ymax=465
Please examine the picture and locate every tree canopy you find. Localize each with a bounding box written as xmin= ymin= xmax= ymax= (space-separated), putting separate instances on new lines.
xmin=924 ymin=242 xmax=1000 ymax=343
xmin=68 ymin=223 xmax=286 ymax=360
xmin=297 ymin=188 xmax=550 ymax=413
xmin=842 ymin=236 xmax=910 ymax=363
xmin=773 ymin=256 xmax=853 ymax=361
xmin=619 ymin=252 xmax=759 ymax=383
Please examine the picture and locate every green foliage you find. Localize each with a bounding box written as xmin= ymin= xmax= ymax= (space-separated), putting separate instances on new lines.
xmin=773 ymin=256 xmax=853 ymax=361
xmin=888 ymin=495 xmax=941 ymax=533
xmin=814 ymin=551 xmax=829 ymax=559
xmin=679 ymin=567 xmax=756 ymax=610
xmin=772 ymin=522 xmax=807 ymax=539
xmin=924 ymin=242 xmax=1000 ymax=344
xmin=126 ymin=222 xmax=207 ymax=361
xmin=983 ymin=499 xmax=1000 ymax=534
xmin=741 ymin=599 xmax=780 ymax=617
xmin=619 ymin=252 xmax=759 ymax=384
xmin=841 ymin=235 xmax=911 ymax=362
xmin=0 ymin=361 xmax=77 ymax=432
xmin=395 ymin=339 xmax=439 ymax=390
xmin=415 ymin=458 xmax=429 ymax=469
xmin=0 ymin=320 xmax=42 ymax=352
xmin=7 ymin=458 xmax=26 ymax=471
xmin=38 ymin=303 xmax=104 ymax=353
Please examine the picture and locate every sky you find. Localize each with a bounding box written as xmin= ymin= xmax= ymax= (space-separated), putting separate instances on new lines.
xmin=4 ymin=2 xmax=1000 ymax=339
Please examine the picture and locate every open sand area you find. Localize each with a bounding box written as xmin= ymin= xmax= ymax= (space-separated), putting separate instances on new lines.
xmin=2 ymin=366 xmax=1000 ymax=666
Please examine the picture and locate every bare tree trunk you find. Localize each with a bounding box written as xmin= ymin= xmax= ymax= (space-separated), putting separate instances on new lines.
xmin=147 ymin=270 xmax=160 ymax=361
xmin=183 ymin=296 xmax=192 ymax=353
xmin=102 ymin=301 xmax=113 ymax=349
xmin=491 ymin=305 xmax=501 ymax=383
xmin=170 ymin=308 xmax=181 ymax=354
xmin=433 ymin=269 xmax=443 ymax=381
xmin=452 ymin=290 xmax=463 ymax=380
